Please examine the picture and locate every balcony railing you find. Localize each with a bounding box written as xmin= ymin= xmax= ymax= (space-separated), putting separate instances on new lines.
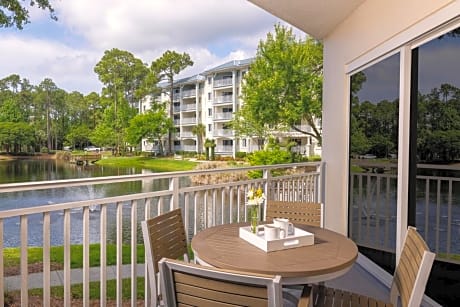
xmin=180 ymin=131 xmax=195 ymax=138
xmin=214 ymin=95 xmax=233 ymax=104
xmin=213 ymin=112 xmax=233 ymax=120
xmin=349 ymin=163 xmax=460 ymax=260
xmin=213 ymin=129 xmax=234 ymax=137
xmin=0 ymin=162 xmax=322 ymax=306
xmin=181 ymin=118 xmax=197 ymax=125
xmin=213 ymin=78 xmax=233 ymax=88
xmin=182 ymin=145 xmax=197 ymax=151
xmin=181 ymin=89 xmax=196 ymax=98
xmin=181 ymin=104 xmax=197 ymax=111
xmin=216 ymin=145 xmax=233 ymax=152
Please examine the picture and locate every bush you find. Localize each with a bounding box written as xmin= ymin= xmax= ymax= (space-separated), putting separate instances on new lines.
xmin=235 ymin=151 xmax=247 ymax=159
xmin=40 ymin=147 xmax=49 ymax=153
xmin=247 ymin=148 xmax=293 ymax=178
xmin=308 ymin=155 xmax=321 ymax=161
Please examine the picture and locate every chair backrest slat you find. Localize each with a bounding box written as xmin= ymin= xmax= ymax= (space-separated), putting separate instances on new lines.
xmin=159 ymin=258 xmax=283 ymax=307
xmin=391 ymin=226 xmax=436 ymax=307
xmin=266 ymin=201 xmax=323 ymax=227
xmin=141 ymin=208 xmax=189 ymax=306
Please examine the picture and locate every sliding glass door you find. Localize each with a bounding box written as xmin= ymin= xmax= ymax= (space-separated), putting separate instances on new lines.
xmin=348 ymin=53 xmax=400 ymax=274
xmin=409 ymin=26 xmax=460 ymax=305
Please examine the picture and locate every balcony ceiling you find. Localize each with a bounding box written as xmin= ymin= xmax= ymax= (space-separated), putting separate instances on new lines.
xmin=248 ymin=0 xmax=365 ymax=39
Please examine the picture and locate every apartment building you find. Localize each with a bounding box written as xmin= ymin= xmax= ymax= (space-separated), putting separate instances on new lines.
xmin=141 ymin=58 xmax=322 ymax=157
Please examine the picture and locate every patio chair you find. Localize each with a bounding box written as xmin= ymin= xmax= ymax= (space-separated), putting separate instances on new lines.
xmin=141 ymin=208 xmax=191 ymax=307
xmin=158 ymin=258 xmax=312 ymax=307
xmin=266 ymin=200 xmax=323 ymax=227
xmin=310 ymin=226 xmax=436 ymax=307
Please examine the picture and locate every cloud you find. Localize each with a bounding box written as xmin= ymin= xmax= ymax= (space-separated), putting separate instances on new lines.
xmin=1 ymin=0 xmax=302 ymax=94
xmin=56 ymin=0 xmax=279 ymax=53
xmin=0 ymin=35 xmax=100 ymax=93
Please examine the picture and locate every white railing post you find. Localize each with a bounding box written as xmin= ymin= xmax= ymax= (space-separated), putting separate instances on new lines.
xmin=170 ymin=177 xmax=179 ymax=210
xmin=263 ymin=168 xmax=271 ymax=221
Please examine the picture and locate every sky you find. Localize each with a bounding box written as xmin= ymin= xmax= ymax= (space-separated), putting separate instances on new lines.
xmin=0 ymin=0 xmax=298 ymax=95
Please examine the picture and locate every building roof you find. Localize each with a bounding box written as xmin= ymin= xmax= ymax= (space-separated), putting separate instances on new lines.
xmin=203 ymin=58 xmax=254 ymax=74
xmin=248 ymin=0 xmax=365 ymax=39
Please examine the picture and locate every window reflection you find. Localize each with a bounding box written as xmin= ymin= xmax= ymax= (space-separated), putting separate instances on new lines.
xmin=348 ymin=53 xmax=400 ymax=273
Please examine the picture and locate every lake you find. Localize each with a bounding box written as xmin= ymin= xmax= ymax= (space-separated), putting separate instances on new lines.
xmin=0 ymin=159 xmax=169 ymax=247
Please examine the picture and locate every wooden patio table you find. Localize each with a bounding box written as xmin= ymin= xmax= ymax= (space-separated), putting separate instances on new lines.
xmin=191 ymin=223 xmax=358 ymax=285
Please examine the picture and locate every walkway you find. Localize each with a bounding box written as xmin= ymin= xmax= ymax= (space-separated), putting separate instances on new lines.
xmin=4 ymin=263 xmax=146 ymax=292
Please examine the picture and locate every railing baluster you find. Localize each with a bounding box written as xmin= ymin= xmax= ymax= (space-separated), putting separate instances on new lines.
xmin=20 ymin=215 xmax=28 ymax=306
xmin=447 ymin=180 xmax=452 ymax=256
xmin=436 ymin=180 xmax=441 ymax=253
xmin=425 ymin=179 xmax=430 ymax=240
xmin=43 ymin=212 xmax=50 ymax=307
xmin=63 ymin=209 xmax=71 ymax=307
xmin=100 ymin=204 xmax=107 ymax=306
xmin=144 ymin=198 xmax=152 ymax=307
xmin=83 ymin=206 xmax=90 ymax=307
xmin=116 ymin=201 xmax=123 ymax=307
xmin=0 ymin=219 xmax=4 ymax=307
xmin=131 ymin=200 xmax=138 ymax=307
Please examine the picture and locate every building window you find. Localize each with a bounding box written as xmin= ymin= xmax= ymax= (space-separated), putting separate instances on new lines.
xmin=222 ymin=107 xmax=232 ymax=113
xmin=208 ymin=124 xmax=212 ymax=132
xmin=242 ymin=139 xmax=247 ymax=147
xmin=208 ymin=108 xmax=212 ymax=116
xmin=208 ymin=92 xmax=211 ymax=100
xmin=223 ymin=140 xmax=233 ymax=146
xmin=208 ymin=77 xmax=211 ymax=84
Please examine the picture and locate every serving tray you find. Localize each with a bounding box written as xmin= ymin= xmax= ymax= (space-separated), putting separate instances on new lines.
xmin=239 ymin=224 xmax=314 ymax=252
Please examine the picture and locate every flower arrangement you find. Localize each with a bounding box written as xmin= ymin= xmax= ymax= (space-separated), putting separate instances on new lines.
xmin=247 ymin=187 xmax=265 ymax=205
xmin=246 ymin=187 xmax=265 ymax=233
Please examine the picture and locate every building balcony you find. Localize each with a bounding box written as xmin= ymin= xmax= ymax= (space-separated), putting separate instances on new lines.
xmin=213 ymin=78 xmax=233 ymax=88
xmin=0 ymin=161 xmax=446 ymax=306
xmin=213 ymin=129 xmax=234 ymax=137
xmin=181 ymin=104 xmax=197 ymax=112
xmin=181 ymin=145 xmax=197 ymax=151
xmin=213 ymin=112 xmax=233 ymax=121
xmin=213 ymin=95 xmax=233 ymax=104
xmin=216 ymin=145 xmax=233 ymax=152
xmin=181 ymin=118 xmax=197 ymax=125
xmin=180 ymin=131 xmax=195 ymax=138
xmin=181 ymin=89 xmax=196 ymax=98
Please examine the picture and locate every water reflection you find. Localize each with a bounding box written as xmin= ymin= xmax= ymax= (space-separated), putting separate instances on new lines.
xmin=0 ymin=159 xmax=169 ymax=247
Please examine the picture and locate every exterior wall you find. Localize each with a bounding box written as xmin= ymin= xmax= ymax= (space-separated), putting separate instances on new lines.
xmin=322 ymin=0 xmax=458 ymax=235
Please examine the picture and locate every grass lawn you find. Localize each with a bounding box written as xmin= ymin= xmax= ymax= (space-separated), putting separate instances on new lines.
xmin=4 ymin=277 xmax=146 ymax=304
xmin=96 ymin=156 xmax=198 ymax=172
xmin=3 ymin=244 xmax=145 ymax=270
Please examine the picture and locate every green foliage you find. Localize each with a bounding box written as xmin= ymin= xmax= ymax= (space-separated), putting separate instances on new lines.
xmin=65 ymin=125 xmax=91 ymax=149
xmin=0 ymin=0 xmax=56 ymax=29
xmin=235 ymin=151 xmax=247 ymax=159
xmin=151 ymin=50 xmax=193 ymax=154
xmin=247 ymin=144 xmax=293 ymax=178
xmin=239 ymin=23 xmax=323 ymax=144
xmin=125 ymin=107 xmax=173 ymax=155
xmin=0 ymin=122 xmax=34 ymax=153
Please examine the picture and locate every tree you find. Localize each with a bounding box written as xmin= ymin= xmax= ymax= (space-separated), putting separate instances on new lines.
xmin=191 ymin=123 xmax=206 ymax=154
xmin=94 ymin=48 xmax=149 ymax=154
xmin=125 ymin=105 xmax=173 ymax=155
xmin=0 ymin=0 xmax=56 ymax=29
xmin=34 ymin=78 xmax=60 ymax=152
xmin=151 ymin=50 xmax=193 ymax=154
xmin=240 ymin=24 xmax=323 ymax=145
